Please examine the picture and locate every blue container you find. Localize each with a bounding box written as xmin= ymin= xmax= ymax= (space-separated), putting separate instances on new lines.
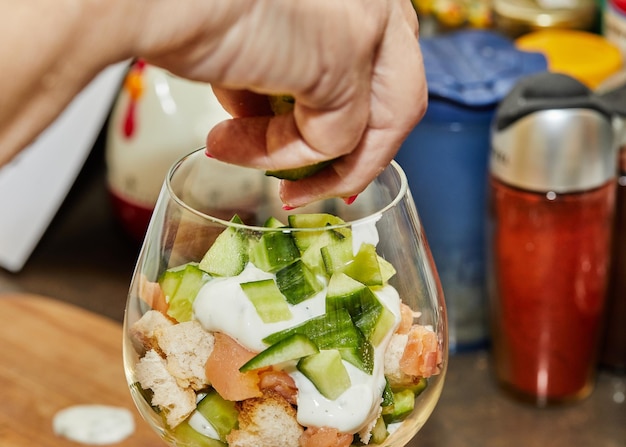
xmin=395 ymin=30 xmax=547 ymax=352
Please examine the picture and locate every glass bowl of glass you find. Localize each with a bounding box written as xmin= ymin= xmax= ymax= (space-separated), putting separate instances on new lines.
xmin=123 ymin=147 xmax=448 ymax=447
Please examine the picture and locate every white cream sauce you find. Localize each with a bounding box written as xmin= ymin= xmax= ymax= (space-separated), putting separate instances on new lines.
xmin=193 ymin=263 xmax=327 ymax=352
xmin=52 ymin=404 xmax=135 ymax=445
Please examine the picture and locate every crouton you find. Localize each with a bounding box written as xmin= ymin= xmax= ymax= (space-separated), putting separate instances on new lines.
xmin=129 ymin=309 xmax=174 ymax=355
xmin=157 ymin=319 xmax=215 ymax=390
xmin=134 ymin=349 xmax=196 ymax=428
xmin=384 ymin=333 xmax=413 ymax=387
xmin=226 ymin=390 xmax=303 ymax=447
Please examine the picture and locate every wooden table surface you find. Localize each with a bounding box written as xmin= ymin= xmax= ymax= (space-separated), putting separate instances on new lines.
xmin=0 ymin=293 xmax=161 ymax=447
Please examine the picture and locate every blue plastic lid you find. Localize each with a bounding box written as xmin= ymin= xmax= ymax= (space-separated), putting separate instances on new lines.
xmin=421 ymin=30 xmax=548 ymax=108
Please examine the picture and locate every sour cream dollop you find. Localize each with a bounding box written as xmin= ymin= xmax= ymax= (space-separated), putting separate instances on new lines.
xmin=52 ymin=405 xmax=135 ymax=445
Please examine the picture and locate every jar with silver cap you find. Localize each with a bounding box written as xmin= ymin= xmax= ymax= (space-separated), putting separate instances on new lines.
xmin=487 ymin=72 xmax=618 ymax=405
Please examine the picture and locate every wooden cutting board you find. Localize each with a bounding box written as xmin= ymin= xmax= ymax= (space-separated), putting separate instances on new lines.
xmin=0 ymin=293 xmax=162 ymax=446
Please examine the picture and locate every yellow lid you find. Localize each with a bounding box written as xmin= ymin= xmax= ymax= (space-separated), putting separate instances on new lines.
xmin=515 ymin=30 xmax=623 ymax=89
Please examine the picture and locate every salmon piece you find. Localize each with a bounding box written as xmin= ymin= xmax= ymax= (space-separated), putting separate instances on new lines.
xmin=396 ymin=303 xmax=414 ymax=334
xmin=299 ymin=427 xmax=353 ymax=447
xmin=205 ymin=332 xmax=262 ymax=401
xmin=259 ymin=369 xmax=298 ymax=405
xmin=399 ymin=325 xmax=442 ymax=378
xmin=138 ymin=274 xmax=169 ymax=315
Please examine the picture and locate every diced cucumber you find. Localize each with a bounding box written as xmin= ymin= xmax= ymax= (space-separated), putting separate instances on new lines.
xmin=288 ymin=213 xmax=346 ymax=230
xmin=263 ymin=308 xmax=357 ymax=348
xmin=249 ymin=230 xmax=300 ymax=273
xmin=165 ymin=263 xmax=210 ymax=323
xmin=263 ymin=216 xmax=286 ymax=228
xmin=326 ymin=272 xmax=369 ymax=306
xmin=321 ymin=236 xmax=354 ymax=276
xmin=297 ymin=349 xmax=351 ymax=400
xmin=382 ymin=389 xmax=415 ymax=424
xmin=378 ymin=255 xmax=397 ymax=284
xmin=170 ymin=420 xmax=226 ymax=447
xmin=158 ymin=264 xmax=186 ymax=302
xmin=369 ymin=415 xmax=389 ymax=445
xmin=299 ymin=242 xmax=328 ymax=277
xmin=326 ymin=273 xmax=395 ymax=345
xmin=362 ymin=303 xmax=396 ymax=347
xmin=340 ymin=243 xmax=384 ymax=286
xmin=381 ymin=378 xmax=395 ymax=407
xmin=263 ymin=308 xmax=375 ymax=374
xmin=337 ymin=331 xmax=374 ymax=374
xmin=391 ymin=377 xmax=428 ymax=396
xmin=199 ymin=215 xmax=248 ymax=277
xmin=275 ymin=259 xmax=323 ymax=305
xmin=195 ymin=390 xmax=239 ymax=442
xmin=241 ymin=279 xmax=292 ymax=323
xmin=287 ymin=213 xmax=349 ymax=252
xmin=299 ymin=228 xmax=351 ymax=278
xmin=240 ymin=334 xmax=319 ymax=372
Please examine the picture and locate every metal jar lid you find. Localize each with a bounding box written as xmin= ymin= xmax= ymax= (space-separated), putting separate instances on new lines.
xmin=490 ymin=72 xmax=618 ymax=193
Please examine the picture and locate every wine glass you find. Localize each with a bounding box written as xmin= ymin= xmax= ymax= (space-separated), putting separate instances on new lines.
xmin=123 ymin=147 xmax=448 ymax=447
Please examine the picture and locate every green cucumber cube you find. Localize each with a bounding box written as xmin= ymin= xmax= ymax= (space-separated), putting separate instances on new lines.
xmin=240 ymin=279 xmax=292 ymax=323
xmin=199 ymin=215 xmax=249 ymax=277
xmin=276 ymin=259 xmax=323 ymax=304
xmin=249 ymin=231 xmax=300 ymax=273
xmin=381 ymin=379 xmax=395 ymax=407
xmin=287 ymin=213 xmax=349 ymax=252
xmin=297 ymin=349 xmax=351 ymax=400
xmin=391 ymin=377 xmax=428 ymax=396
xmin=196 ymin=390 xmax=239 ymax=442
xmin=382 ymin=389 xmax=415 ymax=424
xmin=365 ymin=304 xmax=396 ymax=346
xmin=299 ymin=228 xmax=352 ymax=278
xmin=240 ymin=334 xmax=319 ymax=372
xmin=340 ymin=243 xmax=384 ymax=286
xmin=262 ymin=308 xmax=375 ymax=374
xmin=164 ymin=263 xmax=210 ymax=323
xmin=158 ymin=265 xmax=186 ymax=302
xmin=338 ymin=332 xmax=374 ymax=374
xmin=263 ymin=308 xmax=356 ymax=348
xmin=326 ymin=273 xmax=395 ymax=346
xmin=378 ymin=255 xmax=397 ymax=284
xmin=369 ymin=416 xmax=389 ymax=444
xmin=321 ymin=236 xmax=354 ymax=276
xmin=288 ymin=213 xmax=346 ymax=228
xmin=263 ymin=216 xmax=286 ymax=228
xmin=171 ymin=421 xmax=227 ymax=447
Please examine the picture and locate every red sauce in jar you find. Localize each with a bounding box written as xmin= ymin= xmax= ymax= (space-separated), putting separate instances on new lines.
xmin=600 ymin=149 xmax=626 ymax=372
xmin=488 ymin=177 xmax=615 ymax=404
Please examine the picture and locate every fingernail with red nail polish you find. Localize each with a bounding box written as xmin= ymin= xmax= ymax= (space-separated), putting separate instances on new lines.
xmin=205 ymin=149 xmax=214 ymax=158
xmin=343 ymin=195 xmax=358 ymax=205
xmin=282 ymin=204 xmax=296 ymax=211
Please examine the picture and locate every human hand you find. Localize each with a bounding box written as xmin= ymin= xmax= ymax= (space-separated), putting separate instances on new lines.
xmin=142 ymin=0 xmax=427 ymax=208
